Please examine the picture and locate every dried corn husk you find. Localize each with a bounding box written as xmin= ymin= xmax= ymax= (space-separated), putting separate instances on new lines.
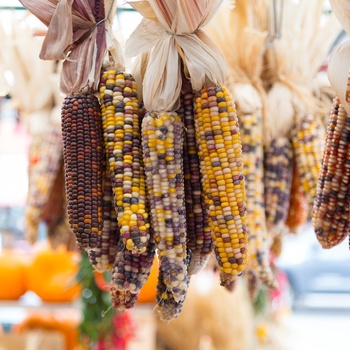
xmin=19 ymin=0 xmax=124 ymax=94
xmin=125 ymin=0 xmax=226 ymax=112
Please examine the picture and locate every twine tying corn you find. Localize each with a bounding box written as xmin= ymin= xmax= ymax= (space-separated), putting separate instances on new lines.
xmin=88 ymin=167 xmax=120 ymax=272
xmin=194 ymin=86 xmax=248 ymax=287
xmin=177 ymin=92 xmax=212 ymax=275
xmin=313 ymin=96 xmax=350 ymax=248
xmin=99 ymin=70 xmax=150 ymax=254
xmin=142 ymin=111 xmax=188 ymax=302
xmin=61 ymin=94 xmax=104 ymax=250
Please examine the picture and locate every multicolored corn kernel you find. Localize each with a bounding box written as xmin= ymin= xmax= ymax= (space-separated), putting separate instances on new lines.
xmin=264 ymin=137 xmax=293 ymax=236
xmin=110 ymin=286 xmax=139 ymax=311
xmin=156 ymin=249 xmax=191 ymax=322
xmin=285 ymin=165 xmax=308 ymax=233
xmin=142 ymin=111 xmax=188 ymax=302
xmin=292 ymin=113 xmax=326 ymax=210
xmin=25 ymin=125 xmax=63 ymax=244
xmin=88 ymin=167 xmax=120 ymax=272
xmin=177 ymin=92 xmax=212 ymax=275
xmin=240 ymin=111 xmax=276 ymax=288
xmin=194 ymin=86 xmax=248 ymax=287
xmin=99 ymin=70 xmax=150 ymax=254
xmin=61 ymin=93 xmax=104 ymax=250
xmin=313 ymin=96 xmax=350 ymax=248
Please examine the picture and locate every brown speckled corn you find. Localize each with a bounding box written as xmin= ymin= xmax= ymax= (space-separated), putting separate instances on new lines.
xmin=61 ymin=94 xmax=104 ymax=250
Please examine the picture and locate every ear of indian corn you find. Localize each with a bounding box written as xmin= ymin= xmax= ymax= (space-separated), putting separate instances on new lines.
xmin=61 ymin=94 xmax=104 ymax=250
xmin=177 ymin=92 xmax=212 ymax=275
xmin=246 ymin=269 xmax=261 ymax=301
xmin=264 ymin=137 xmax=293 ymax=236
xmin=88 ymin=167 xmax=120 ymax=272
xmin=142 ymin=111 xmax=188 ymax=302
xmin=156 ymin=249 xmax=191 ymax=322
xmin=292 ymin=113 xmax=326 ymax=210
xmin=240 ymin=111 xmax=277 ymax=289
xmin=25 ymin=125 xmax=63 ymax=244
xmin=313 ymin=96 xmax=350 ymax=248
xmin=285 ymin=165 xmax=308 ymax=233
xmin=194 ymin=86 xmax=248 ymax=287
xmin=110 ymin=240 xmax=156 ymax=311
xmin=99 ymin=70 xmax=150 ymax=254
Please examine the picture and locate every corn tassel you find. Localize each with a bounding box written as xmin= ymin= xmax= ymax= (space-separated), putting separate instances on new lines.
xmin=61 ymin=94 xmax=104 ymax=250
xmin=142 ymin=112 xmax=188 ymax=302
xmin=240 ymin=111 xmax=277 ymax=289
xmin=177 ymin=92 xmax=212 ymax=275
xmin=99 ymin=70 xmax=150 ymax=254
xmin=313 ymin=96 xmax=350 ymax=248
xmin=194 ymin=86 xmax=248 ymax=287
xmin=292 ymin=113 xmax=326 ymax=210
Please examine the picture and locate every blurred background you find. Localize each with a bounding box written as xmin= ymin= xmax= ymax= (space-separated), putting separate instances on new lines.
xmin=0 ymin=0 xmax=350 ymax=349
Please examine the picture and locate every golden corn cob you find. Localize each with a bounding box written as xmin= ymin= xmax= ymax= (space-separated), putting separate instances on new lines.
xmin=240 ymin=111 xmax=277 ymax=289
xmin=25 ymin=125 xmax=63 ymax=244
xmin=292 ymin=113 xmax=326 ymax=210
xmin=177 ymin=92 xmax=212 ymax=275
xmin=61 ymin=94 xmax=104 ymax=250
xmin=99 ymin=70 xmax=150 ymax=254
xmin=285 ymin=165 xmax=308 ymax=233
xmin=142 ymin=111 xmax=188 ymax=302
xmin=194 ymin=86 xmax=248 ymax=287
xmin=156 ymin=249 xmax=191 ymax=322
xmin=313 ymin=96 xmax=350 ymax=247
xmin=88 ymin=167 xmax=120 ymax=272
xmin=264 ymin=137 xmax=293 ymax=235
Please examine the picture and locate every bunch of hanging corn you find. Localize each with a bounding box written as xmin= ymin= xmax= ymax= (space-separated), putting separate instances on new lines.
xmin=25 ymin=125 xmax=63 ymax=244
xmin=99 ymin=70 xmax=150 ymax=254
xmin=264 ymin=137 xmax=293 ymax=236
xmin=194 ymin=85 xmax=248 ymax=287
xmin=313 ymin=95 xmax=350 ymax=248
xmin=177 ymin=92 xmax=212 ymax=275
xmin=292 ymin=113 xmax=326 ymax=210
xmin=61 ymin=94 xmax=104 ymax=250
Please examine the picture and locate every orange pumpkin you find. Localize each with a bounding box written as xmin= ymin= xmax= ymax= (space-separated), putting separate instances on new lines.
xmin=27 ymin=244 xmax=81 ymax=302
xmin=0 ymin=250 xmax=27 ymax=300
xmin=94 ymin=257 xmax=159 ymax=303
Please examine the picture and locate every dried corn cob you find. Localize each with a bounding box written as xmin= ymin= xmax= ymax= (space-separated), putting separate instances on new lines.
xmin=110 ymin=287 xmax=139 ymax=311
xmin=194 ymin=86 xmax=248 ymax=287
xmin=292 ymin=113 xmax=326 ymax=210
xmin=47 ymin=212 xmax=73 ymax=250
xmin=177 ymin=92 xmax=212 ymax=275
xmin=25 ymin=125 xmax=63 ymax=244
xmin=142 ymin=111 xmax=188 ymax=302
xmin=285 ymin=165 xmax=308 ymax=233
xmin=246 ymin=269 xmax=261 ymax=301
xmin=264 ymin=137 xmax=293 ymax=236
xmin=240 ymin=111 xmax=276 ymax=289
xmin=61 ymin=94 xmax=104 ymax=250
xmin=313 ymin=96 xmax=350 ymax=248
xmin=88 ymin=167 xmax=120 ymax=272
xmin=156 ymin=249 xmax=191 ymax=322
xmin=99 ymin=70 xmax=150 ymax=254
